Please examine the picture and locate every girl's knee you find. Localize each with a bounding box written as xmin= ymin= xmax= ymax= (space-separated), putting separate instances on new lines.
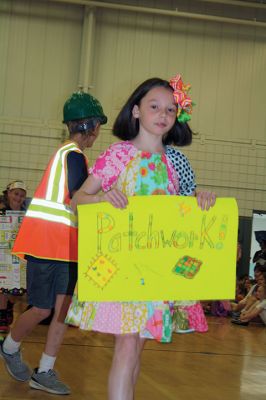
xmin=115 ymin=335 xmax=140 ymax=360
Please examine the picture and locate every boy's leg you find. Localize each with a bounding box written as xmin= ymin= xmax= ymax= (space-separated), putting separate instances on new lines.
xmin=0 ymin=306 xmax=51 ymax=381
xmin=45 ymin=294 xmax=72 ymax=356
xmin=10 ymin=306 xmax=52 ymax=341
xmin=29 ymin=262 xmax=77 ymax=395
xmin=29 ymin=295 xmax=72 ymax=395
xmin=0 ymin=258 xmax=54 ymax=382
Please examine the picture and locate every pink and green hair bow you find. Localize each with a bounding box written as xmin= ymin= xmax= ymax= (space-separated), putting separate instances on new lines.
xmin=169 ymin=74 xmax=193 ymax=123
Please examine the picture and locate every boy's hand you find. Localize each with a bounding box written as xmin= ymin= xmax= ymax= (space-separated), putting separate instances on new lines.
xmin=196 ymin=191 xmax=216 ymax=211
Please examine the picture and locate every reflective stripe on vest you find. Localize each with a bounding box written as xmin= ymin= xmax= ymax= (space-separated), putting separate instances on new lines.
xmin=27 ymin=142 xmax=81 ymax=228
xmin=46 ymin=142 xmax=82 ymax=203
xmin=27 ymin=198 xmax=77 ymax=227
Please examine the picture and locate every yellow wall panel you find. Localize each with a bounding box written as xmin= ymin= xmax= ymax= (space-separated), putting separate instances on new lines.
xmin=213 ymin=24 xmax=239 ymax=140
xmin=2 ymin=1 xmax=31 ymax=119
xmin=0 ymin=1 xmax=12 ymax=116
xmin=93 ymin=10 xmax=120 ymax=123
xmin=20 ymin=1 xmax=48 ymax=120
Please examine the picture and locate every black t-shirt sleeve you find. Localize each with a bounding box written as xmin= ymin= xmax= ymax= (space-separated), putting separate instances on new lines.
xmin=67 ymin=152 xmax=88 ymax=198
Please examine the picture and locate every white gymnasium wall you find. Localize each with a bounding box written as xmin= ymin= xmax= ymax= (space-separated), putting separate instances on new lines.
xmin=0 ymin=0 xmax=265 ymax=216
xmin=0 ymin=0 xmax=84 ymax=193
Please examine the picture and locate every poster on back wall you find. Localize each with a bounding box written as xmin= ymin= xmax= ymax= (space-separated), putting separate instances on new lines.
xmin=249 ymin=210 xmax=266 ymax=277
xmin=77 ymin=196 xmax=238 ymax=302
xmin=0 ymin=211 xmax=26 ymax=293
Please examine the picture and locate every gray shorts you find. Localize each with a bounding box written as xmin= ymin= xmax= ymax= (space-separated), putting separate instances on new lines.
xmin=26 ymin=257 xmax=77 ymax=309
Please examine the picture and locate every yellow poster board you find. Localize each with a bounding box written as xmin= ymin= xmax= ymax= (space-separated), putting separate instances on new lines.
xmin=78 ymin=196 xmax=238 ymax=301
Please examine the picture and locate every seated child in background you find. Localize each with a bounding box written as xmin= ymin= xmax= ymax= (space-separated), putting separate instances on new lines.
xmin=235 ymin=275 xmax=255 ymax=303
xmin=232 ymin=285 xmax=266 ymax=326
xmin=235 ymin=278 xmax=245 ymax=303
xmin=201 ymin=300 xmax=231 ymax=317
xmin=242 ymin=276 xmax=254 ymax=296
xmin=231 ymin=265 xmax=266 ymax=318
xmin=210 ymin=300 xmax=231 ymax=317
xmin=231 ymin=269 xmax=266 ymax=324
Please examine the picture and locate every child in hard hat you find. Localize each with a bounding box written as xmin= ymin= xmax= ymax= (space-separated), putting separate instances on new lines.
xmin=0 ymin=91 xmax=107 ymax=395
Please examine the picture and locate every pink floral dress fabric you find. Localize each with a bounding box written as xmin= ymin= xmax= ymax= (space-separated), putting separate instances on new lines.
xmin=66 ymin=142 xmax=207 ymax=340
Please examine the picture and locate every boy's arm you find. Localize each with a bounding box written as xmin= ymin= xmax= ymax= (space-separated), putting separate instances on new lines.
xmin=67 ymin=152 xmax=88 ymax=198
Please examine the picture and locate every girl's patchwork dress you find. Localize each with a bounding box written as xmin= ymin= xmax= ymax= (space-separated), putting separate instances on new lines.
xmin=66 ymin=142 xmax=207 ymax=341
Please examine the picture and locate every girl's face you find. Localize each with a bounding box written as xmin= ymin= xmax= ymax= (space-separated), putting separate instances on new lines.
xmin=132 ymin=86 xmax=177 ymax=139
xmin=256 ymin=285 xmax=266 ymax=300
xmin=7 ymin=188 xmax=26 ymax=210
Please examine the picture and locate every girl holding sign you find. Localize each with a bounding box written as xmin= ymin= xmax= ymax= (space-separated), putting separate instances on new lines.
xmin=66 ymin=74 xmax=215 ymax=400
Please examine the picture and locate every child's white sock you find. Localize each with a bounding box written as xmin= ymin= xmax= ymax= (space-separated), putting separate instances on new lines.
xmin=3 ymin=333 xmax=21 ymax=354
xmin=38 ymin=352 xmax=56 ymax=373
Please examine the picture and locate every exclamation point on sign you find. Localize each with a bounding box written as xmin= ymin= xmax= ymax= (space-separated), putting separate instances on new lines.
xmin=216 ymin=216 xmax=228 ymax=249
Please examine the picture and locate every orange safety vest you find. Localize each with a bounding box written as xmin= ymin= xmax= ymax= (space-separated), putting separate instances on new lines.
xmin=12 ymin=141 xmax=88 ymax=262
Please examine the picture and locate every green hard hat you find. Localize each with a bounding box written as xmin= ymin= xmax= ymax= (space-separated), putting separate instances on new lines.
xmin=63 ymin=91 xmax=107 ymax=124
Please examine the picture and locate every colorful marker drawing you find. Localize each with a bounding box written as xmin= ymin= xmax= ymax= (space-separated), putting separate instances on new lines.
xmin=179 ymin=202 xmax=192 ymax=217
xmin=85 ymin=253 xmax=118 ymax=289
xmin=172 ymin=255 xmax=202 ymax=279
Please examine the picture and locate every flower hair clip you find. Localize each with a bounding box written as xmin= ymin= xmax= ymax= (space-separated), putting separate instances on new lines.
xmin=169 ymin=74 xmax=194 ymax=123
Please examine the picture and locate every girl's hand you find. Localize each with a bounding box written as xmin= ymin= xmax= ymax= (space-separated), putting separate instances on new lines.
xmin=102 ymin=188 xmax=128 ymax=209
xmin=196 ymin=191 xmax=216 ymax=211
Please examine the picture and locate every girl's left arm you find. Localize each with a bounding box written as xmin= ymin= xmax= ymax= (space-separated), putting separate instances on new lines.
xmin=166 ymin=146 xmax=216 ymax=211
xmin=194 ymin=190 xmax=216 ymax=211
